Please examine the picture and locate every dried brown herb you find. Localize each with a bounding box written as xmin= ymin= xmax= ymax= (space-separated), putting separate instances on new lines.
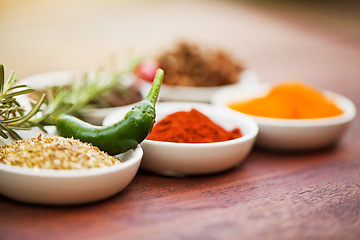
xmin=157 ymin=42 xmax=244 ymax=87
xmin=0 ymin=135 xmax=121 ymax=169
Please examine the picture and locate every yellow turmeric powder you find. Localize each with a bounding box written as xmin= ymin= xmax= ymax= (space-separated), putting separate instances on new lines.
xmin=228 ymin=82 xmax=344 ymax=119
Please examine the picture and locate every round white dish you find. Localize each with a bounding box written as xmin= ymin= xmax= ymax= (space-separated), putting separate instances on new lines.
xmin=137 ymin=69 xmax=258 ymax=102
xmin=104 ymin=102 xmax=258 ymax=177
xmin=20 ymin=70 xmax=141 ymax=125
xmin=0 ymin=145 xmax=142 ymax=205
xmin=211 ymin=83 xmax=357 ymax=151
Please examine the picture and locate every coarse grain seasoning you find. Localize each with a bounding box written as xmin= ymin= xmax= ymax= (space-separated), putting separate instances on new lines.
xmin=0 ymin=135 xmax=121 ymax=169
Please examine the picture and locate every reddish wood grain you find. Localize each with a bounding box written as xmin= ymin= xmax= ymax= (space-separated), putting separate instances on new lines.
xmin=1 ymin=143 xmax=359 ymax=240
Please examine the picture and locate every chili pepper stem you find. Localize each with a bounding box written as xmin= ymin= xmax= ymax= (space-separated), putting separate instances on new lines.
xmin=145 ymin=69 xmax=163 ymax=105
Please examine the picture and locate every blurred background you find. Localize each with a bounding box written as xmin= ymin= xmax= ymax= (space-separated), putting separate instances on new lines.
xmin=1 ymin=0 xmax=359 ymax=90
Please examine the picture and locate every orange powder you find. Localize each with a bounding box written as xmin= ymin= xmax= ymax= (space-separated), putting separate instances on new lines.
xmin=147 ymin=109 xmax=242 ymax=143
xmin=228 ymin=82 xmax=343 ymax=119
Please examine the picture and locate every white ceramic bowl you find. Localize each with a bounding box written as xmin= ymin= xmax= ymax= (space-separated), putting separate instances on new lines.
xmin=211 ymin=83 xmax=357 ymax=151
xmin=0 ymin=145 xmax=142 ymax=205
xmin=20 ymin=70 xmax=141 ymax=125
xmin=104 ymin=102 xmax=258 ymax=177
xmin=137 ymin=69 xmax=258 ymax=102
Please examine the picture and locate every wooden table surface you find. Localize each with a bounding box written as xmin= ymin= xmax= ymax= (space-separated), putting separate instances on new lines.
xmin=1 ymin=1 xmax=359 ymax=239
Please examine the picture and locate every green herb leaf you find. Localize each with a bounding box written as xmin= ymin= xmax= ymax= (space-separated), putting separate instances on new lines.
xmin=0 ymin=64 xmax=46 ymax=140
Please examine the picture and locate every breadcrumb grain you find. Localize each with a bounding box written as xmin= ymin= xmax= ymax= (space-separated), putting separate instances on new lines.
xmin=0 ymin=135 xmax=121 ymax=169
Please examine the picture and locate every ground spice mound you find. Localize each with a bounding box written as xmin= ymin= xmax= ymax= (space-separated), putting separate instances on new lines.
xmin=157 ymin=42 xmax=244 ymax=87
xmin=228 ymin=82 xmax=344 ymax=119
xmin=0 ymin=135 xmax=121 ymax=169
xmin=147 ymin=109 xmax=242 ymax=143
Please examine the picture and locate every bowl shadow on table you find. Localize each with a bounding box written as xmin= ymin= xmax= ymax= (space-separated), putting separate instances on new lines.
xmin=247 ymin=141 xmax=346 ymax=170
xmin=137 ymin=159 xmax=251 ymax=179
xmin=0 ymin=184 xmax=150 ymax=213
xmin=0 ymin=185 xmax=135 ymax=209
xmin=252 ymin=140 xmax=343 ymax=156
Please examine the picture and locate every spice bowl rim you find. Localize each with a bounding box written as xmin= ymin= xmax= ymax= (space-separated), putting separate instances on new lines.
xmin=0 ymin=125 xmax=142 ymax=176
xmin=20 ymin=69 xmax=143 ymax=125
xmin=211 ymin=82 xmax=357 ymax=126
xmin=104 ymin=102 xmax=259 ymax=142
xmin=0 ymin=146 xmax=142 ymax=177
xmin=137 ymin=69 xmax=259 ymax=102
xmin=144 ymin=127 xmax=257 ymax=147
xmin=104 ymin=102 xmax=259 ymax=177
xmin=0 ymin=144 xmax=143 ymax=205
xmin=211 ymin=82 xmax=357 ymax=150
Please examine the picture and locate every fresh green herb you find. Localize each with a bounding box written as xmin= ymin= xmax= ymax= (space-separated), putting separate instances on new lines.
xmin=37 ymin=71 xmax=127 ymax=125
xmin=0 ymin=63 xmax=140 ymax=140
xmin=0 ymin=64 xmax=46 ymax=140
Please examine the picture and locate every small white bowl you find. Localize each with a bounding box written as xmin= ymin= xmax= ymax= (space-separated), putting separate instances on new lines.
xmin=0 ymin=145 xmax=142 ymax=205
xmin=137 ymin=69 xmax=258 ymax=102
xmin=211 ymin=83 xmax=357 ymax=151
xmin=20 ymin=70 xmax=141 ymax=125
xmin=104 ymin=102 xmax=258 ymax=177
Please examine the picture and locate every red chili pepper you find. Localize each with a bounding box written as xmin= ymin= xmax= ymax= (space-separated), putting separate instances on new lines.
xmin=134 ymin=59 xmax=160 ymax=82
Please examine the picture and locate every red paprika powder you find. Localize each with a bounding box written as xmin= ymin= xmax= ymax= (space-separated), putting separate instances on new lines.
xmin=146 ymin=109 xmax=242 ymax=143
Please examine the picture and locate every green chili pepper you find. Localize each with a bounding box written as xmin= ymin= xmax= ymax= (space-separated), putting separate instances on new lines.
xmin=55 ymin=69 xmax=164 ymax=155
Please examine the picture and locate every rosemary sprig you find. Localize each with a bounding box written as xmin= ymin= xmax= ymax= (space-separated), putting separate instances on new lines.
xmin=0 ymin=63 xmax=134 ymax=140
xmin=0 ymin=64 xmax=46 ymax=140
xmin=37 ymin=70 xmax=128 ymax=125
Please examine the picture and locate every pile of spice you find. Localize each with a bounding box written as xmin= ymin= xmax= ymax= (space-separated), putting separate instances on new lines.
xmin=228 ymin=82 xmax=344 ymax=119
xmin=147 ymin=109 xmax=242 ymax=143
xmin=0 ymin=135 xmax=121 ymax=169
xmin=156 ymin=42 xmax=244 ymax=87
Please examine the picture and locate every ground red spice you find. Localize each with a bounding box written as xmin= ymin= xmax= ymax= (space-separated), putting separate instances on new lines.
xmin=147 ymin=109 xmax=242 ymax=143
